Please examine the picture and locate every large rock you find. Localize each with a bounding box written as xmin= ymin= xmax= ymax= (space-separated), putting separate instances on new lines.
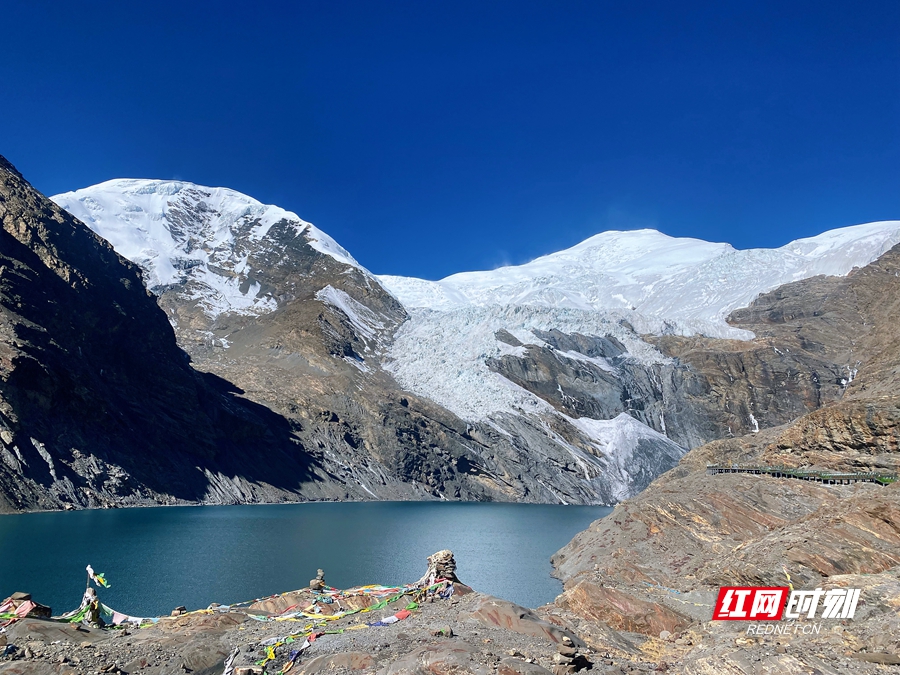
xmin=299 ymin=652 xmax=375 ymax=674
xmin=0 ymin=665 xmax=79 ymax=675
xmin=468 ymin=597 xmax=583 ymax=646
xmin=5 ymin=618 xmax=112 ymax=646
xmin=497 ymin=658 xmax=553 ymax=675
xmin=152 ymin=611 xmax=248 ymax=634
xmin=557 ymin=582 xmax=691 ymax=636
xmin=380 ymin=640 xmax=489 ymax=675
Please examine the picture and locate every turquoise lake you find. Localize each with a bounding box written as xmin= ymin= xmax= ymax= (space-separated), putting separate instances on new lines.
xmin=0 ymin=502 xmax=610 ymax=616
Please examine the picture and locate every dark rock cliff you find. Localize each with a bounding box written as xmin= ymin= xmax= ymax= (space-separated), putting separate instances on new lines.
xmin=0 ymin=155 xmax=343 ymax=512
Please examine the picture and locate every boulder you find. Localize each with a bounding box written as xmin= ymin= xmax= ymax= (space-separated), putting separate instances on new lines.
xmin=497 ymin=658 xmax=553 ymax=675
xmin=853 ymin=653 xmax=900 ymax=665
xmin=6 ymin=618 xmax=112 ymax=646
xmin=468 ymin=597 xmax=584 ymax=646
xmin=156 ymin=612 xmax=247 ymax=635
xmin=0 ymin=664 xmax=79 ymax=674
xmin=558 ymin=582 xmax=691 ymax=636
xmin=299 ymin=652 xmax=375 ymax=674
xmin=380 ymin=640 xmax=490 ymax=675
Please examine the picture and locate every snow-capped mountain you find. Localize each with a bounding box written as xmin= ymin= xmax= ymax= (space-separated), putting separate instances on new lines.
xmin=2 ymin=155 xmax=365 ymax=513
xmin=376 ymin=222 xmax=900 ymax=428
xmin=53 ymin=179 xmax=363 ymax=319
xmin=380 ymin=222 xmax=900 ymax=337
xmin=50 ymin=178 xmax=900 ymax=505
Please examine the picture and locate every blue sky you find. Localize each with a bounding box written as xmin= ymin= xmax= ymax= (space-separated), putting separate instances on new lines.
xmin=3 ymin=1 xmax=898 ymax=279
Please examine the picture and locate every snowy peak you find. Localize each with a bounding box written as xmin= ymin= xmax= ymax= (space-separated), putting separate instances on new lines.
xmin=497 ymin=228 xmax=732 ymax=278
xmin=379 ymin=221 xmax=900 ymax=335
xmin=52 ymin=179 xmax=361 ymax=318
xmin=379 ymin=220 xmax=900 ymax=454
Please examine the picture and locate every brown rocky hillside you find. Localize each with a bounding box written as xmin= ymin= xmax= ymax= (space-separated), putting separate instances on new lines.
xmin=550 ymin=245 xmax=900 ymax=672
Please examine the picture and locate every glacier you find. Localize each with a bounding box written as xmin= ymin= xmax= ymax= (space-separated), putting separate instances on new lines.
xmin=377 ymin=221 xmax=900 ymax=425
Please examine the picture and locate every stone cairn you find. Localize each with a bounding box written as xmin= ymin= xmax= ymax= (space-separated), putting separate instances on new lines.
xmin=81 ymin=587 xmax=103 ymax=627
xmin=309 ymin=568 xmax=326 ymax=592
xmin=414 ymin=550 xmax=461 ymax=587
xmin=551 ymin=636 xmax=592 ymax=675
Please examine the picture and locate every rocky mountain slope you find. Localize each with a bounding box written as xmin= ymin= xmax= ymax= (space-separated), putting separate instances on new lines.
xmin=549 ymin=244 xmax=900 ymax=672
xmin=46 ymin=176 xmax=900 ymax=509
xmin=0 ymin=155 xmax=362 ymax=513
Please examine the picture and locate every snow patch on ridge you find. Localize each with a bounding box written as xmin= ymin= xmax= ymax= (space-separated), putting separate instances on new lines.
xmin=316 ymin=285 xmax=386 ymax=346
xmin=306 ymin=226 xmax=359 ymax=268
xmin=569 ymin=413 xmax=685 ymax=502
xmin=192 ymin=268 xmax=279 ymax=317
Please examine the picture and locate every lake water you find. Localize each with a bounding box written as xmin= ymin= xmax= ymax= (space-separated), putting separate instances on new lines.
xmin=0 ymin=502 xmax=609 ymax=617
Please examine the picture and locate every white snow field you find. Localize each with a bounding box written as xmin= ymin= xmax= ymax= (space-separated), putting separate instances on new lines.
xmin=379 ymin=222 xmax=900 ymax=336
xmin=570 ymin=413 xmax=686 ymax=502
xmin=379 ymin=221 xmax=900 ymax=422
xmin=383 ymin=304 xmax=668 ymax=422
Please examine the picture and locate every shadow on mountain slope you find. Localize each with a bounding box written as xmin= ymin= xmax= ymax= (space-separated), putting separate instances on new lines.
xmin=0 ymin=154 xmax=334 ymax=512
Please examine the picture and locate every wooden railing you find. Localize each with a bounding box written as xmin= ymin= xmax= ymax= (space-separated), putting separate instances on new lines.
xmin=706 ymin=464 xmax=897 ymax=486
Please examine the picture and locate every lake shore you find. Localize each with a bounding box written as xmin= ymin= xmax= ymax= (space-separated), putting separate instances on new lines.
xmin=1 ymin=576 xmax=622 ymax=675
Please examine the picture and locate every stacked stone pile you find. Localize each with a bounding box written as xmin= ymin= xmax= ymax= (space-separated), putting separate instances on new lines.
xmin=310 ymin=569 xmax=326 ymax=592
xmin=551 ymin=636 xmax=592 ymax=674
xmin=415 ymin=550 xmax=460 ymax=587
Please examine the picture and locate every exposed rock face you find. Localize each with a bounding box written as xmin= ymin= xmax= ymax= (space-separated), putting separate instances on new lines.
xmin=485 ymin=329 xmax=718 ymax=453
xmin=550 ymin=244 xmax=900 ymax=672
xmin=0 ymin=155 xmax=368 ymax=512
xmin=556 ymin=582 xmax=691 ymax=636
xmin=467 ymin=597 xmax=582 ymax=646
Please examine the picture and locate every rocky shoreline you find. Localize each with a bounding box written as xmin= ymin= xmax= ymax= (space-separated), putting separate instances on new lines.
xmin=0 ymin=551 xmax=634 ymax=675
